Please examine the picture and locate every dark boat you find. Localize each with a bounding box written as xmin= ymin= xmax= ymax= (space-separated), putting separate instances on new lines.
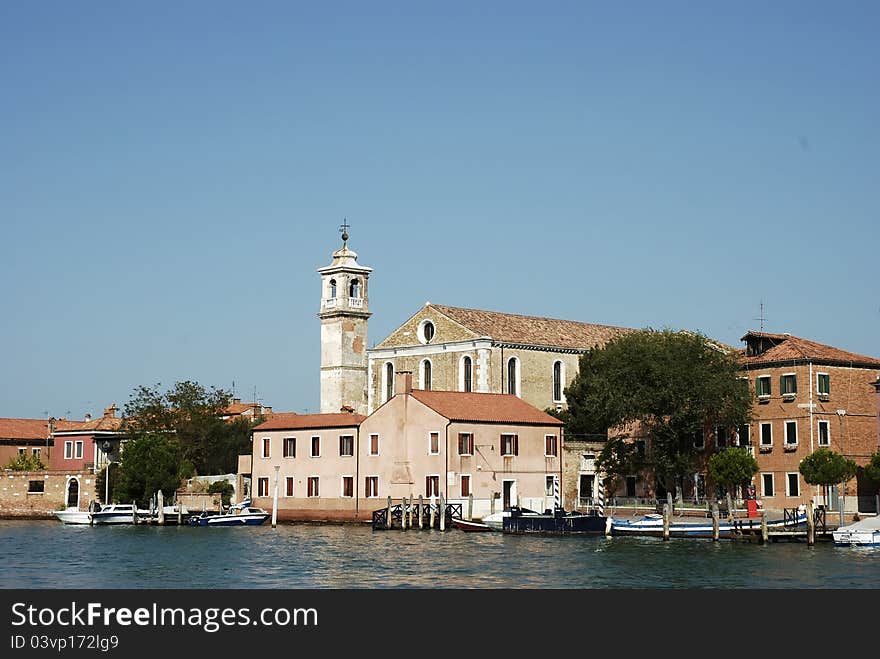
xmin=451 ymin=517 xmax=493 ymax=532
xmin=502 ymin=506 xmax=607 ymax=535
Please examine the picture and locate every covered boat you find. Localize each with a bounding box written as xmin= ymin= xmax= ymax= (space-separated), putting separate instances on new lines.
xmin=610 ymin=509 xmax=808 ymax=538
xmin=832 ymin=515 xmax=880 ymax=547
xmin=502 ymin=506 xmax=607 ymax=535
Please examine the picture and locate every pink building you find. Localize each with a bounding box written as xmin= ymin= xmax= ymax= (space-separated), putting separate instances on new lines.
xmin=48 ymin=405 xmax=124 ymax=472
xmin=249 ymin=372 xmax=564 ymax=521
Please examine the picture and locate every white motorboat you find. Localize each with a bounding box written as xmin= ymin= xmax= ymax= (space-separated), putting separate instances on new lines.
xmin=188 ymin=500 xmax=270 ymax=526
xmin=55 ymin=507 xmax=96 ymax=524
xmin=90 ymin=503 xmax=138 ymax=525
xmin=832 ymin=515 xmax=880 ymax=547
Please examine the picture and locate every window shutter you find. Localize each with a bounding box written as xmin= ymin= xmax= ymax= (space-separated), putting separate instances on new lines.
xmin=514 ymin=435 xmax=519 ymax=456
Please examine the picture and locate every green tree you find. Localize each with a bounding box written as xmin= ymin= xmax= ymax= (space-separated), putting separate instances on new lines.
xmin=4 ymin=452 xmax=46 ymax=471
xmin=208 ymin=480 xmax=234 ymax=507
xmin=799 ymin=448 xmax=858 ymax=506
xmin=865 ymin=452 xmax=880 ymax=492
xmin=708 ymin=447 xmax=759 ymax=517
xmin=113 ymin=433 xmax=194 ymax=504
xmin=565 ymin=329 xmax=752 ymax=498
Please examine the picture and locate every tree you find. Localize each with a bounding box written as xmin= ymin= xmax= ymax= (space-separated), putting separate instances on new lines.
xmin=865 ymin=452 xmax=880 ymax=492
xmin=566 ymin=329 xmax=753 ymax=498
xmin=4 ymin=452 xmax=46 ymax=470
xmin=799 ymin=448 xmax=858 ymax=507
xmin=708 ymin=448 xmax=759 ymax=517
xmin=112 ymin=433 xmax=194 ymax=504
xmin=208 ymin=480 xmax=234 ymax=507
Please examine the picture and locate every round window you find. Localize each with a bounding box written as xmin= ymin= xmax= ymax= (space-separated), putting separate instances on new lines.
xmin=418 ymin=320 xmax=436 ymax=344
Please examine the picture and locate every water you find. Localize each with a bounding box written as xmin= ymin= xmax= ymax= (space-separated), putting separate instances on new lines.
xmin=1 ymin=520 xmax=878 ymax=589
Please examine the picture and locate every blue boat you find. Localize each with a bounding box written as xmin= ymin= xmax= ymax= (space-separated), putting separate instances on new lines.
xmin=502 ymin=506 xmax=607 ymax=535
xmin=610 ymin=509 xmax=808 ymax=538
xmin=189 ymin=500 xmax=270 ymax=527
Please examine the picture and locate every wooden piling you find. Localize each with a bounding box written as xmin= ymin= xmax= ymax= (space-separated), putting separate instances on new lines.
xmin=439 ymin=493 xmax=445 ymax=531
xmin=409 ymin=493 xmax=415 ymax=528
xmin=667 ymin=492 xmax=674 ymax=518
xmin=418 ymin=495 xmax=424 ymax=529
xmin=177 ymin=499 xmax=182 ymax=525
xmin=467 ymin=493 xmax=474 ymax=521
xmin=401 ymin=496 xmax=408 ymax=530
xmin=157 ymin=490 xmax=165 ymax=526
xmin=604 ymin=516 xmax=612 ymax=537
xmin=662 ymin=503 xmax=670 ymax=541
xmin=132 ymin=502 xmax=138 ymax=525
xmin=712 ymin=504 xmax=720 ymax=541
xmin=429 ymin=499 xmax=436 ymax=529
xmin=760 ymin=512 xmax=768 ymax=544
xmin=807 ymin=501 xmax=815 ymax=546
xmin=386 ymin=496 xmax=393 ymax=530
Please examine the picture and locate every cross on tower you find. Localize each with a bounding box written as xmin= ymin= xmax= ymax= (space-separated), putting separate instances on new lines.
xmin=339 ymin=218 xmax=350 ymax=245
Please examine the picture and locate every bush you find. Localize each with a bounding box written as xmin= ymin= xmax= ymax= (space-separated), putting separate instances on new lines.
xmin=4 ymin=453 xmax=46 ymax=471
xmin=208 ymin=480 xmax=234 ymax=506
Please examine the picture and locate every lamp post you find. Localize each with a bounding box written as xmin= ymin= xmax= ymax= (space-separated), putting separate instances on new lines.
xmin=836 ymin=409 xmax=846 ymax=526
xmin=105 ymin=461 xmax=117 ymax=505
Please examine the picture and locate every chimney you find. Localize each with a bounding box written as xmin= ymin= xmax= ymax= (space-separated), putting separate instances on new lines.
xmin=103 ymin=404 xmax=118 ymax=419
xmin=84 ymin=413 xmax=92 ymax=421
xmin=394 ymin=371 xmax=413 ymax=396
xmin=233 ymin=398 xmax=241 ymax=405
xmin=264 ymin=406 xmax=272 ymax=414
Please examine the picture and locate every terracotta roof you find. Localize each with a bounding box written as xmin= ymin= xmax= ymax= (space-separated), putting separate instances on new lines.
xmin=739 ymin=331 xmax=880 ymax=367
xmin=224 ymin=402 xmax=257 ymax=415
xmin=430 ymin=304 xmax=632 ymax=350
xmin=52 ymin=417 xmax=124 ymax=433
xmin=411 ymin=390 xmax=563 ymax=426
xmin=0 ymin=418 xmax=53 ymax=440
xmin=253 ymin=412 xmax=366 ymax=431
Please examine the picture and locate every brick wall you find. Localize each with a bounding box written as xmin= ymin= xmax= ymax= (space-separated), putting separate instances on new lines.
xmin=0 ymin=470 xmax=96 ymax=518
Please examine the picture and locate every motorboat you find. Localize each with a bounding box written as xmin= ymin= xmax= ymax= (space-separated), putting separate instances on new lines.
xmin=610 ymin=509 xmax=808 ymax=538
xmin=90 ymin=504 xmax=139 ymax=525
xmin=481 ymin=507 xmax=541 ymax=531
xmin=832 ymin=515 xmax=880 ymax=547
xmin=55 ymin=506 xmax=98 ymax=524
xmin=188 ymin=500 xmax=270 ymax=526
xmin=502 ymin=506 xmax=607 ymax=535
xmin=451 ymin=517 xmax=493 ymax=532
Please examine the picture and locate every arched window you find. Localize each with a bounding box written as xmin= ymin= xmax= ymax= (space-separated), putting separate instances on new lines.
xmin=384 ymin=362 xmax=394 ymax=402
xmin=349 ymin=279 xmax=360 ymax=298
xmin=421 ymin=359 xmax=432 ymax=390
xmin=462 ymin=356 xmax=473 ymax=393
xmin=507 ymin=357 xmax=519 ymax=396
xmin=553 ymin=361 xmax=563 ymax=402
xmin=329 ymin=279 xmax=337 ymax=298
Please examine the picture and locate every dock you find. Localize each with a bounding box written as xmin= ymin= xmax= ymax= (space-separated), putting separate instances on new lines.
xmin=372 ymin=495 xmax=462 ymax=530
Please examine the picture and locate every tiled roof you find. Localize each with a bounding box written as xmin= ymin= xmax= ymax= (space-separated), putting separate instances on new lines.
xmin=430 ymin=304 xmax=633 ymax=350
xmin=253 ymin=412 xmax=366 ymax=431
xmin=411 ymin=390 xmax=563 ymax=426
xmin=0 ymin=418 xmax=53 ymax=440
xmin=224 ymin=403 xmax=257 ymax=415
xmin=53 ymin=417 xmax=124 ymax=433
xmin=740 ymin=331 xmax=880 ymax=367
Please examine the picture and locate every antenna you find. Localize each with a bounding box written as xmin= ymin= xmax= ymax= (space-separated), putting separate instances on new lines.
xmin=753 ymin=300 xmax=767 ymax=332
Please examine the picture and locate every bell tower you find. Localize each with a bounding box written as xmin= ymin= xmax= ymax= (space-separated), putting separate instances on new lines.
xmin=317 ymin=221 xmax=372 ymax=415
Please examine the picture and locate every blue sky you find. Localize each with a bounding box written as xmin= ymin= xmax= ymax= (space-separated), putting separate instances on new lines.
xmin=2 ymin=2 xmax=878 ymax=419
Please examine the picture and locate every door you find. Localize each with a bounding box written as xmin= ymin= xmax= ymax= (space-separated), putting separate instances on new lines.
xmin=579 ymin=474 xmax=595 ymax=507
xmin=66 ymin=478 xmax=80 ymax=509
xmin=502 ymin=480 xmax=516 ymax=509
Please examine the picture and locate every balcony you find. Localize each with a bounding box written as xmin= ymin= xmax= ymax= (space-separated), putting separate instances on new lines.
xmin=321 ymin=297 xmax=365 ymax=311
xmin=783 ymin=442 xmax=798 ymax=452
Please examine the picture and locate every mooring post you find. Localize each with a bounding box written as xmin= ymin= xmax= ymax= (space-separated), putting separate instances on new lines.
xmin=386 ymin=496 xmax=393 ymax=530
xmin=760 ymin=511 xmax=768 ymax=544
xmin=604 ymin=516 xmax=613 ymax=537
xmin=467 ymin=493 xmax=473 ymax=521
xmin=409 ymin=493 xmax=415 ymax=527
xmin=667 ymin=492 xmax=674 ymax=518
xmin=177 ymin=497 xmax=183 ymax=525
xmin=662 ymin=503 xmax=670 ymax=541
xmin=132 ymin=502 xmax=137 ymax=525
xmin=439 ymin=492 xmax=446 ymax=531
xmin=807 ymin=501 xmax=815 ymax=546
xmin=429 ymin=498 xmax=436 ymax=529
xmin=418 ymin=495 xmax=424 ymax=529
xmin=157 ymin=490 xmax=165 ymax=526
xmin=400 ymin=496 xmax=407 ymax=530
xmin=712 ymin=504 xmax=720 ymax=541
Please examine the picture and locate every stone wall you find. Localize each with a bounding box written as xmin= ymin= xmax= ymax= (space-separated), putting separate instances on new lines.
xmin=0 ymin=470 xmax=96 ymax=518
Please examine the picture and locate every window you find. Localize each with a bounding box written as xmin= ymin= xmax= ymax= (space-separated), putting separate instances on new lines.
xmin=500 ymin=434 xmax=518 ymax=456
xmin=818 ymin=420 xmax=830 ymax=447
xmin=64 ymin=441 xmax=73 ymax=459
xmin=285 ymin=477 xmax=294 ymax=497
xmin=28 ymin=480 xmax=45 ymax=494
xmin=760 ymin=422 xmax=773 ymax=448
xmin=32 ymin=448 xmax=41 ymax=459
xmin=428 ymin=432 xmax=439 ymax=455
xmin=418 ymin=319 xmax=435 ymax=344
xmin=461 ymin=356 xmax=473 ymax=392
xmin=369 ymin=434 xmax=379 ymax=456
xmin=307 ymin=476 xmax=320 ymax=497
xmin=780 ymin=373 xmax=797 ymax=398
xmin=460 ymin=474 xmax=471 ymax=498
xmin=458 ymin=433 xmax=473 ymax=456
xmin=420 ymin=359 xmax=432 ymax=390
xmin=339 ymin=435 xmax=354 ymax=457
xmin=384 ymin=362 xmax=394 ymax=402
xmin=365 ymin=476 xmax=379 ymax=498
xmin=545 ymin=434 xmax=558 ymax=457
xmin=257 ymin=477 xmax=269 ymax=497
xmin=635 ymin=440 xmax=646 ymax=458
xmin=545 ymin=476 xmax=555 ymax=497
xmin=506 ymin=358 xmax=519 ymax=396
xmin=349 ymin=278 xmax=360 ymax=298
xmin=552 ymin=361 xmax=563 ymax=402
xmin=74 ymin=441 xmax=83 ymax=459
xmin=762 ymin=473 xmax=774 ymax=497
xmin=692 ymin=429 xmax=705 ymax=449
xmin=310 ymin=436 xmax=320 ymax=457
xmin=425 ymin=475 xmax=440 ymax=498
xmin=329 ymin=278 xmax=337 ymax=298
xmin=715 ymin=427 xmax=728 ymax=448
xmin=261 ymin=437 xmax=271 ymax=458
xmin=736 ymin=424 xmax=750 ymax=447
xmin=283 ymin=437 xmax=296 ymax=458
xmin=785 ymin=420 xmax=798 ymax=447
xmin=756 ymin=375 xmax=771 ymax=399
xmin=786 ymin=473 xmax=800 ymax=498
xmin=341 ymin=476 xmax=354 ymax=498
xmin=17 ymin=447 xmax=26 ymax=456
xmin=817 ymin=373 xmax=830 ymax=397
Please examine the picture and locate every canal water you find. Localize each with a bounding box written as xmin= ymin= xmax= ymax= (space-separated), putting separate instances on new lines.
xmin=1 ymin=520 xmax=877 ymax=589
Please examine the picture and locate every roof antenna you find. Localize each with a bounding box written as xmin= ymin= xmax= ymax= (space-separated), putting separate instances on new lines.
xmin=753 ymin=300 xmax=767 ymax=333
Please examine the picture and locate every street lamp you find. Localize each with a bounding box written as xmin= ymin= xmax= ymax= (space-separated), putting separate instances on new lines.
xmin=836 ymin=409 xmax=846 ymax=525
xmin=105 ymin=461 xmax=118 ymax=505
